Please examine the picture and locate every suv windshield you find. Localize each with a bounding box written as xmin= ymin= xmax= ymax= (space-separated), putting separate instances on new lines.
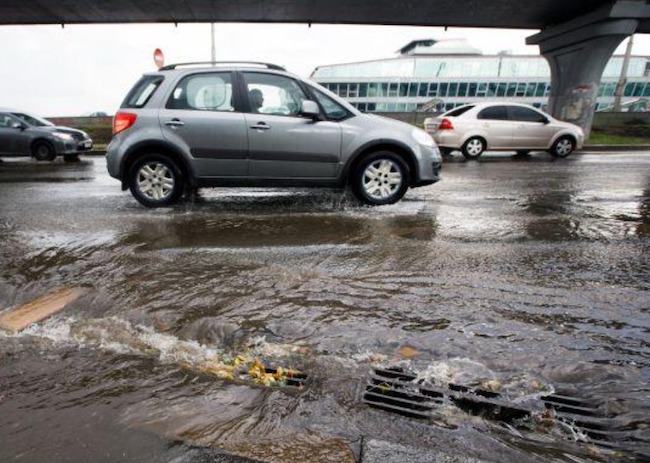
xmin=121 ymin=75 xmax=164 ymax=109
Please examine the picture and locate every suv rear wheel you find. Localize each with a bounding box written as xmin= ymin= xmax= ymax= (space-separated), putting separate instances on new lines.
xmin=129 ymin=154 xmax=184 ymax=207
xmin=351 ymin=151 xmax=409 ymax=206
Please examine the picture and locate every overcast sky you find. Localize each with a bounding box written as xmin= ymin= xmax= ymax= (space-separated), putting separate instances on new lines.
xmin=1 ymin=23 xmax=649 ymax=117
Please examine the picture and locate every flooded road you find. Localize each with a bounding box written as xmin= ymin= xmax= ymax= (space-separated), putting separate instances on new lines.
xmin=1 ymin=152 xmax=649 ymax=462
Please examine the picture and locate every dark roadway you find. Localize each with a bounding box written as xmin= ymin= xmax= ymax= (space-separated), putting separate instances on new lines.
xmin=0 ymin=151 xmax=649 ymax=463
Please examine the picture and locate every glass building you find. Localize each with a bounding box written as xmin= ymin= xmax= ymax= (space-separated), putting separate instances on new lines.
xmin=310 ymin=39 xmax=650 ymax=113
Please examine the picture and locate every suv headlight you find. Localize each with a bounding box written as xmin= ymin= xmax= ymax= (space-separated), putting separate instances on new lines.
xmin=52 ymin=132 xmax=74 ymax=141
xmin=411 ymin=128 xmax=435 ymax=147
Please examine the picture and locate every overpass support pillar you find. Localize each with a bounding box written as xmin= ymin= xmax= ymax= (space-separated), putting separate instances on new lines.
xmin=527 ymin=1 xmax=650 ymax=136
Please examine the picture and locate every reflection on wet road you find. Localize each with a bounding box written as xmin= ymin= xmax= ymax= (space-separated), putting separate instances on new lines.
xmin=1 ymin=153 xmax=649 ymax=462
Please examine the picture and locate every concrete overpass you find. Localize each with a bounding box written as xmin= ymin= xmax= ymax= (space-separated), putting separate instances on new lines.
xmin=2 ymin=0 xmax=650 ymax=134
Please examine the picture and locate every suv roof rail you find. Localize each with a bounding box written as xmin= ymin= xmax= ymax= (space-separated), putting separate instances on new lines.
xmin=159 ymin=61 xmax=286 ymax=71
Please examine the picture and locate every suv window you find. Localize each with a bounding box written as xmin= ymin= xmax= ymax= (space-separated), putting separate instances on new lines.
xmin=445 ymin=105 xmax=474 ymax=117
xmin=167 ymin=72 xmax=234 ymax=112
xmin=310 ymin=87 xmax=350 ymax=121
xmin=122 ymin=75 xmax=164 ymax=109
xmin=509 ymin=106 xmax=548 ymax=123
xmin=477 ymin=105 xmax=508 ymax=121
xmin=243 ymin=72 xmax=307 ymax=117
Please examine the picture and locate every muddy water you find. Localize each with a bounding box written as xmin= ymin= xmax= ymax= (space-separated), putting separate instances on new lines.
xmin=1 ymin=153 xmax=649 ymax=462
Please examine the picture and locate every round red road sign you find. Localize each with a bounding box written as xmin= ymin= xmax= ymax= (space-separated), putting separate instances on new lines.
xmin=153 ymin=48 xmax=164 ymax=69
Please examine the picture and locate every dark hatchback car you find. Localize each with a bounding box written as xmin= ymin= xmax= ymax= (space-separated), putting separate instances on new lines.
xmin=0 ymin=109 xmax=93 ymax=161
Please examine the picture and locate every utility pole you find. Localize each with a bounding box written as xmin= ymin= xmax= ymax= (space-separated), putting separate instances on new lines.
xmin=210 ymin=23 xmax=216 ymax=62
xmin=613 ymin=35 xmax=634 ymax=112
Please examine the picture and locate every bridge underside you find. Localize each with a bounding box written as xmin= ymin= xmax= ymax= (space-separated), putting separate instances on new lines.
xmin=2 ymin=0 xmax=650 ymax=32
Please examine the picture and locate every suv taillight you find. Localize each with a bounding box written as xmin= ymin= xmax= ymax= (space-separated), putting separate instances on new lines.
xmin=112 ymin=112 xmax=137 ymax=135
xmin=439 ymin=118 xmax=454 ymax=130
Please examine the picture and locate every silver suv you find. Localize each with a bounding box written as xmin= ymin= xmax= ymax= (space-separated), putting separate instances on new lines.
xmin=106 ymin=62 xmax=441 ymax=207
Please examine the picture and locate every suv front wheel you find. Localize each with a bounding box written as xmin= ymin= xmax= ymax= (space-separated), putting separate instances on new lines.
xmin=129 ymin=154 xmax=184 ymax=207
xmin=351 ymin=151 xmax=409 ymax=206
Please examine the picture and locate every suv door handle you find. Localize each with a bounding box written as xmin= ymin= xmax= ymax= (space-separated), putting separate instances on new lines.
xmin=250 ymin=122 xmax=270 ymax=131
xmin=164 ymin=119 xmax=185 ymax=127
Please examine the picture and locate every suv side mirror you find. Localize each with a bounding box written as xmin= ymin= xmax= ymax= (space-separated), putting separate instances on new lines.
xmin=300 ymin=100 xmax=322 ymax=121
xmin=11 ymin=122 xmax=26 ymax=130
xmin=541 ymin=117 xmax=550 ymax=124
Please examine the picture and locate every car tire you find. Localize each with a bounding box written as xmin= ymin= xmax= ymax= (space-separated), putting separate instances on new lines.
xmin=461 ymin=137 xmax=486 ymax=159
xmin=32 ymin=141 xmax=56 ymax=161
xmin=550 ymin=136 xmax=576 ymax=158
xmin=129 ymin=154 xmax=184 ymax=207
xmin=351 ymin=151 xmax=409 ymax=206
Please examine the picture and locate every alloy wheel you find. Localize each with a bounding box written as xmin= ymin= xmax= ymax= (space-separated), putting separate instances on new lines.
xmin=362 ymin=159 xmax=404 ymax=201
xmin=136 ymin=162 xmax=176 ymax=201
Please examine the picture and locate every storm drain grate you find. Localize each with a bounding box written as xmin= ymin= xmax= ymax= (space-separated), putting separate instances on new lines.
xmin=264 ymin=366 xmax=308 ymax=388
xmin=362 ymin=367 xmax=637 ymax=452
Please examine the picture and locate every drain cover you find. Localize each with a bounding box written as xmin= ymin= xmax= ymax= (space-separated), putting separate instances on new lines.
xmin=264 ymin=366 xmax=308 ymax=388
xmin=362 ymin=367 xmax=645 ymax=456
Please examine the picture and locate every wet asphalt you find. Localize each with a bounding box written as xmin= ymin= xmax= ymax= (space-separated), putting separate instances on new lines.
xmin=0 ymin=151 xmax=649 ymax=463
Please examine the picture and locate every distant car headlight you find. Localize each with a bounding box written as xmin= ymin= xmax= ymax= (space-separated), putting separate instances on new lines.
xmin=412 ymin=128 xmax=435 ymax=147
xmin=52 ymin=132 xmax=74 ymax=141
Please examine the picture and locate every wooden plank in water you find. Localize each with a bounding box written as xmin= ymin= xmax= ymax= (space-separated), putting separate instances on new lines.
xmin=0 ymin=287 xmax=84 ymax=333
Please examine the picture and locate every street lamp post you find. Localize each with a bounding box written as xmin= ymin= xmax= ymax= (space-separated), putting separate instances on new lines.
xmin=613 ymin=35 xmax=634 ymax=112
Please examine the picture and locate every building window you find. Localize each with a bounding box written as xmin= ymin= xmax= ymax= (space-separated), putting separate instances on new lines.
xmin=458 ymin=82 xmax=468 ymax=97
xmin=525 ymin=83 xmax=536 ymax=97
xmin=600 ymin=82 xmax=615 ymax=97
xmin=439 ymin=83 xmax=448 ymax=97
xmin=516 ymin=83 xmax=527 ymax=97
xmin=419 ymin=82 xmax=429 ymax=97
xmin=467 ymin=82 xmax=477 ymax=97
xmin=427 ymin=83 xmax=438 ymax=97
xmin=506 ymin=83 xmax=517 ymax=97
xmin=408 ymin=83 xmax=419 ymax=97
xmin=496 ymin=83 xmax=507 ymax=97
xmin=359 ymin=83 xmax=368 ymax=97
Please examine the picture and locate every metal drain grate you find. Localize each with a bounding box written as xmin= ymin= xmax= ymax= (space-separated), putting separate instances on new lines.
xmin=362 ymin=367 xmax=637 ymax=452
xmin=264 ymin=366 xmax=308 ymax=388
